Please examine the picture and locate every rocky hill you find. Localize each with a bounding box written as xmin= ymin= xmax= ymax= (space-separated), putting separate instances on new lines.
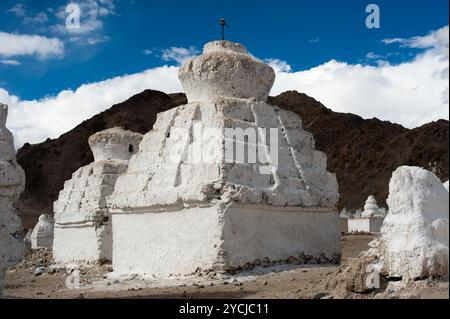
xmin=268 ymin=91 xmax=449 ymax=211
xmin=15 ymin=90 xmax=449 ymax=228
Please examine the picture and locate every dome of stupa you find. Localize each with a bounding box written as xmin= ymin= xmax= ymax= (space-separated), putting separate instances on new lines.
xmin=178 ymin=40 xmax=275 ymax=102
xmin=88 ymin=127 xmax=143 ymax=162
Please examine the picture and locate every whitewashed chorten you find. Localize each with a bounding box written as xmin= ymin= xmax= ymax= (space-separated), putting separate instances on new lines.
xmin=53 ymin=128 xmax=143 ymax=264
xmin=108 ymin=40 xmax=341 ymax=277
xmin=30 ymin=214 xmax=54 ymax=249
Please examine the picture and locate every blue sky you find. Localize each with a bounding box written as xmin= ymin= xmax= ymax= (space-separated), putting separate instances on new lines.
xmin=1 ymin=0 xmax=448 ymax=99
xmin=0 ymin=0 xmax=448 ymax=146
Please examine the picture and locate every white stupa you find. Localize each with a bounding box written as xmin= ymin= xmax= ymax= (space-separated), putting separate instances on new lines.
xmin=348 ymin=195 xmax=385 ymax=233
xmin=30 ymin=214 xmax=54 ymax=249
xmin=0 ymin=104 xmax=25 ymax=296
xmin=53 ymin=128 xmax=143 ymax=264
xmin=108 ymin=40 xmax=341 ymax=277
xmin=361 ymin=195 xmax=380 ymax=218
xmin=373 ymin=166 xmax=449 ymax=281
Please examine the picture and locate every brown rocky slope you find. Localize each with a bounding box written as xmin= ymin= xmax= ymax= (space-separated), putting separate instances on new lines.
xmin=15 ymin=90 xmax=449 ymax=228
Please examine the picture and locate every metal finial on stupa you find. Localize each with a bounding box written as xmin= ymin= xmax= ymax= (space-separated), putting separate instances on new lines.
xmin=220 ymin=18 xmax=227 ymax=40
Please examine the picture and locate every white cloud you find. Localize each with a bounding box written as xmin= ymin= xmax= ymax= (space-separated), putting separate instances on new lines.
xmin=265 ymin=58 xmax=292 ymax=73
xmin=51 ymin=0 xmax=116 ymax=39
xmin=2 ymin=66 xmax=181 ymax=147
xmin=0 ymin=32 xmax=64 ymax=59
xmin=382 ymin=26 xmax=449 ymax=50
xmin=7 ymin=3 xmax=48 ymax=24
xmin=366 ymin=52 xmax=383 ymax=60
xmin=6 ymin=1 xmax=117 ymax=50
xmin=7 ymin=3 xmax=27 ymax=17
xmin=1 ymin=60 xmax=21 ymax=66
xmin=0 ymin=26 xmax=448 ymax=148
xmin=271 ymin=26 xmax=449 ymax=128
xmin=142 ymin=49 xmax=153 ymax=55
xmin=161 ymin=47 xmax=199 ymax=65
xmin=25 ymin=12 xmax=49 ymax=24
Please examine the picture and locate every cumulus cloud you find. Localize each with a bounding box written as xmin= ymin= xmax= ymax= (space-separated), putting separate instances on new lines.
xmin=382 ymin=26 xmax=449 ymax=50
xmin=7 ymin=1 xmax=115 ymax=46
xmin=270 ymin=26 xmax=449 ymax=128
xmin=161 ymin=47 xmax=200 ymax=65
xmin=2 ymin=66 xmax=181 ymax=147
xmin=265 ymin=58 xmax=292 ymax=73
xmin=0 ymin=26 xmax=448 ymax=148
xmin=0 ymin=32 xmax=64 ymax=59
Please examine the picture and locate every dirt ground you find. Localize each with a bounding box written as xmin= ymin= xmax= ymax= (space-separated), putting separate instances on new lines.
xmin=3 ymin=235 xmax=448 ymax=299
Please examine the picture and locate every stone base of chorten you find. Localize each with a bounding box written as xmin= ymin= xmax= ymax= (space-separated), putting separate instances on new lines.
xmin=111 ymin=203 xmax=340 ymax=277
xmin=348 ymin=217 xmax=384 ymax=234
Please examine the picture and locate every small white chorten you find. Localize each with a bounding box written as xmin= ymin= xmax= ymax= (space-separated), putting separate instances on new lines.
xmin=348 ymin=195 xmax=385 ymax=233
xmin=0 ymin=104 xmax=25 ymax=296
xmin=108 ymin=41 xmax=341 ymax=277
xmin=31 ymin=214 xmax=54 ymax=249
xmin=361 ymin=195 xmax=380 ymax=218
xmin=53 ymin=128 xmax=143 ymax=264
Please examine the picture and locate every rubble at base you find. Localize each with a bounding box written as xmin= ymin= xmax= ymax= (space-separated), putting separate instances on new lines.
xmin=323 ymin=250 xmax=448 ymax=299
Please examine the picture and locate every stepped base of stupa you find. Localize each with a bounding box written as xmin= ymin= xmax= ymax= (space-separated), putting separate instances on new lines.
xmin=111 ymin=203 xmax=340 ymax=277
